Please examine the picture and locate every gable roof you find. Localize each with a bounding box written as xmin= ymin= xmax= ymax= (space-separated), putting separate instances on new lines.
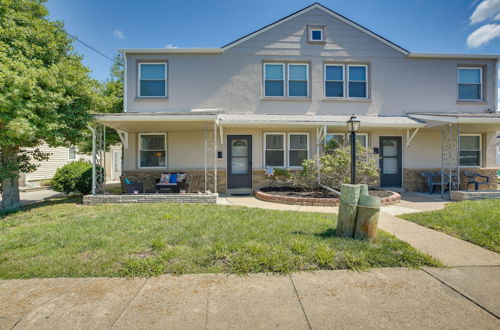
xmin=220 ymin=2 xmax=409 ymax=55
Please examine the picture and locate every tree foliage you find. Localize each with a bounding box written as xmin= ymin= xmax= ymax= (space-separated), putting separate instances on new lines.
xmin=0 ymin=0 xmax=101 ymax=209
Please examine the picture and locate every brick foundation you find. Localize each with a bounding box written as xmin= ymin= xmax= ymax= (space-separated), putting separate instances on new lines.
xmin=83 ymin=193 xmax=217 ymax=205
xmin=403 ymin=168 xmax=499 ymax=193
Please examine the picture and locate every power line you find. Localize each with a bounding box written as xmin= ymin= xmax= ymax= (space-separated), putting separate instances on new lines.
xmin=67 ymin=33 xmax=121 ymax=65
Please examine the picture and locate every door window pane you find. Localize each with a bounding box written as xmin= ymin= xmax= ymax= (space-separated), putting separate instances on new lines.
xmin=383 ymin=158 xmax=398 ymax=174
xmin=460 ymin=135 xmax=481 ymax=166
xmin=231 ymin=139 xmax=248 ymax=174
xmin=382 ymin=139 xmax=397 ymax=157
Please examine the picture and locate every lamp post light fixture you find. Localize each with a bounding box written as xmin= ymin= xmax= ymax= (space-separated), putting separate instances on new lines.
xmin=346 ymin=115 xmax=361 ymax=184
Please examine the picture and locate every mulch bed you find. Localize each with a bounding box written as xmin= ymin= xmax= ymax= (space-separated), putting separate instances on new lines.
xmin=256 ymin=186 xmax=400 ymax=207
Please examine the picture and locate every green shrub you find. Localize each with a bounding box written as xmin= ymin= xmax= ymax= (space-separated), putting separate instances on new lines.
xmin=51 ymin=161 xmax=98 ymax=195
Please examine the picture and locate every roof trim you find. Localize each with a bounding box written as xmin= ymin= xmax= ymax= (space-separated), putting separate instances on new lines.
xmin=409 ymin=113 xmax=500 ymax=124
xmin=408 ymin=53 xmax=499 ymax=60
xmin=221 ymin=3 xmax=409 ymax=55
xmin=119 ymin=48 xmax=222 ymax=54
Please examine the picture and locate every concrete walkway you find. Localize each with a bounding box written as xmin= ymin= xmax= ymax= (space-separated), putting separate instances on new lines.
xmin=0 ymin=189 xmax=65 ymax=207
xmin=1 ymin=268 xmax=498 ymax=329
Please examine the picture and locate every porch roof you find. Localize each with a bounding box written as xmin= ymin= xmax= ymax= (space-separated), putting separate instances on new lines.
xmin=408 ymin=112 xmax=500 ymax=124
xmin=94 ymin=112 xmax=426 ymax=130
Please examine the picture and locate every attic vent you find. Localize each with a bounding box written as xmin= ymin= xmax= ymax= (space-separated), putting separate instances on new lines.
xmin=308 ymin=25 xmax=325 ymax=43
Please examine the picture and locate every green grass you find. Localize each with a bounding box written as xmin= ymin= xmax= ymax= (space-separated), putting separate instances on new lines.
xmin=0 ymin=198 xmax=440 ymax=278
xmin=400 ymin=199 xmax=500 ymax=253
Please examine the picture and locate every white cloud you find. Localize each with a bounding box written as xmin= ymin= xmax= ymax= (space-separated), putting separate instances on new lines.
xmin=467 ymin=23 xmax=500 ymax=47
xmin=113 ymin=29 xmax=125 ymax=39
xmin=470 ymin=0 xmax=500 ymax=24
xmin=164 ymin=44 xmax=178 ymax=49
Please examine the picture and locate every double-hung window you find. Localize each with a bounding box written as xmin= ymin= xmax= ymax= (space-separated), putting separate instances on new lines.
xmin=288 ymin=64 xmax=309 ymax=97
xmin=325 ymin=133 xmax=346 ymax=148
xmin=264 ymin=63 xmax=309 ymax=98
xmin=458 ymin=67 xmax=482 ymax=101
xmin=459 ymin=134 xmax=481 ymax=167
xmin=288 ymin=133 xmax=309 ymax=167
xmin=348 ymin=65 xmax=368 ymax=98
xmin=264 ymin=64 xmax=285 ymax=97
xmin=325 ymin=65 xmax=344 ymax=98
xmin=264 ymin=133 xmax=285 ymax=167
xmin=139 ymin=133 xmax=167 ymax=168
xmin=138 ymin=63 xmax=167 ymax=97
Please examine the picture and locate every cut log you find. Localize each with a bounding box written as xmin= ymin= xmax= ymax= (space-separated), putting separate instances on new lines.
xmin=336 ymin=184 xmax=361 ymax=238
xmin=359 ymin=184 xmax=369 ymax=197
xmin=354 ymin=195 xmax=381 ymax=241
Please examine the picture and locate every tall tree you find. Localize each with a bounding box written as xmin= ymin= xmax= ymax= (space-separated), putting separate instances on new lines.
xmin=0 ymin=0 xmax=100 ymax=210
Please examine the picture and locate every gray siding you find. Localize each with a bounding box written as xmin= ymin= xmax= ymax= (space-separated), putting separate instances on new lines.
xmin=125 ymin=8 xmax=497 ymax=116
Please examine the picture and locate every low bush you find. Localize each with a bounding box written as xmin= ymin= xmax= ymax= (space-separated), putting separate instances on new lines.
xmin=51 ymin=161 xmax=98 ymax=195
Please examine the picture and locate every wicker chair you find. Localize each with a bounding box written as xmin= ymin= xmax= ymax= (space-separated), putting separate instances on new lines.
xmin=120 ymin=176 xmax=144 ymax=194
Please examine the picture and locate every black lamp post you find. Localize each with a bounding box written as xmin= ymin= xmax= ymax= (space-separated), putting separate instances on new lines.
xmin=346 ymin=115 xmax=361 ymax=184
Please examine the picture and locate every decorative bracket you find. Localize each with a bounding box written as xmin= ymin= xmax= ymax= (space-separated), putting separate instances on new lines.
xmin=116 ymin=129 xmax=129 ymax=149
xmin=406 ymin=128 xmax=420 ymax=147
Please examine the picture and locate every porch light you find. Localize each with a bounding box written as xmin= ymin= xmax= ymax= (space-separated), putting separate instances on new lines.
xmin=346 ymin=115 xmax=361 ymax=133
xmin=347 ymin=115 xmax=361 ymax=184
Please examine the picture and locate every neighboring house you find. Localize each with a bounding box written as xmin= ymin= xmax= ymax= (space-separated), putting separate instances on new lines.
xmin=94 ymin=3 xmax=499 ymax=194
xmin=22 ymin=143 xmax=91 ymax=185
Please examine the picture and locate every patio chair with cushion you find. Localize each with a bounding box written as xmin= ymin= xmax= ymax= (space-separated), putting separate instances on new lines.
xmin=155 ymin=172 xmax=187 ymax=193
xmin=420 ymin=172 xmax=442 ymax=194
xmin=464 ymin=171 xmax=490 ymax=191
xmin=120 ymin=176 xmax=144 ymax=194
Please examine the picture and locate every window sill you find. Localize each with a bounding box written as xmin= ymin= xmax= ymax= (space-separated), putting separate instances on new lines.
xmin=261 ymin=97 xmax=312 ymax=102
xmin=308 ymin=40 xmax=326 ymax=44
xmin=135 ymin=97 xmax=169 ymax=101
xmin=456 ymin=100 xmax=487 ymax=105
xmin=322 ymin=98 xmax=371 ymax=103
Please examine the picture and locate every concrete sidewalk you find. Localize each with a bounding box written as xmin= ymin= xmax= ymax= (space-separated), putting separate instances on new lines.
xmin=1 ymin=268 xmax=498 ymax=329
xmin=0 ymin=189 xmax=65 ymax=207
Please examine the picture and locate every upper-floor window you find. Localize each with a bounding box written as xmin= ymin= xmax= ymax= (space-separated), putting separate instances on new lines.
xmin=308 ymin=26 xmax=324 ymax=42
xmin=324 ymin=64 xmax=368 ymax=99
xmin=458 ymin=67 xmax=482 ymax=101
xmin=264 ymin=63 xmax=309 ymax=98
xmin=138 ymin=63 xmax=167 ymax=98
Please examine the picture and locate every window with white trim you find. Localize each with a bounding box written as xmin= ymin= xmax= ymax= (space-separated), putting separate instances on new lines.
xmin=138 ymin=63 xmax=167 ymax=97
xmin=458 ymin=67 xmax=482 ymax=101
xmin=139 ymin=133 xmax=166 ymax=168
xmin=288 ymin=133 xmax=309 ymax=167
xmin=264 ymin=133 xmax=285 ymax=167
xmin=264 ymin=63 xmax=309 ymax=98
xmin=308 ymin=26 xmax=324 ymax=42
xmin=264 ymin=64 xmax=285 ymax=97
xmin=288 ymin=64 xmax=309 ymax=97
xmin=349 ymin=133 xmax=368 ymax=148
xmin=348 ymin=65 xmax=368 ymax=98
xmin=459 ymin=134 xmax=481 ymax=167
xmin=325 ymin=65 xmax=344 ymax=98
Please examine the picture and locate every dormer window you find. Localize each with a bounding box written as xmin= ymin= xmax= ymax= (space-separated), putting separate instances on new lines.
xmin=308 ymin=26 xmax=325 ymax=43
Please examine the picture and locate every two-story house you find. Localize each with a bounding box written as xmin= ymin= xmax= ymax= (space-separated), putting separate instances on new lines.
xmin=94 ymin=3 xmax=499 ymax=195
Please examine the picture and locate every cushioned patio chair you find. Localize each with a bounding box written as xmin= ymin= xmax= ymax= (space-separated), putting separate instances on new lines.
xmin=120 ymin=176 xmax=144 ymax=194
xmin=464 ymin=171 xmax=490 ymax=191
xmin=155 ymin=172 xmax=187 ymax=193
xmin=420 ymin=172 xmax=442 ymax=194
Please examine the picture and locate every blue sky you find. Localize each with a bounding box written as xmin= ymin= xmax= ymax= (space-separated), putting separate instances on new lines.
xmin=47 ymin=0 xmax=500 ymax=82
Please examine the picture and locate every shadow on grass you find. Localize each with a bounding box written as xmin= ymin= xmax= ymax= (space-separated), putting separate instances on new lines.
xmin=292 ymin=228 xmax=337 ymax=239
xmin=0 ymin=196 xmax=83 ymax=219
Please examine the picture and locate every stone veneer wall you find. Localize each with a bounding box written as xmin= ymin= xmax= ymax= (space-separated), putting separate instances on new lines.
xmin=404 ymin=168 xmax=499 ymax=192
xmin=83 ymin=193 xmax=217 ymax=205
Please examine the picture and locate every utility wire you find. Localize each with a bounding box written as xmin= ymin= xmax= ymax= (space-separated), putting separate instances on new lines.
xmin=66 ymin=33 xmax=122 ymax=65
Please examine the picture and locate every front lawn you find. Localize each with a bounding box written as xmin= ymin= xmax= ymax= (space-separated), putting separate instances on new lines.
xmin=400 ymin=199 xmax=500 ymax=253
xmin=0 ymin=198 xmax=440 ymax=278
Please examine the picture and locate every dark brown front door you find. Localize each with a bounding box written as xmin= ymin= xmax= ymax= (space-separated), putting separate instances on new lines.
xmin=227 ymin=135 xmax=252 ymax=190
xmin=379 ymin=136 xmax=402 ymax=187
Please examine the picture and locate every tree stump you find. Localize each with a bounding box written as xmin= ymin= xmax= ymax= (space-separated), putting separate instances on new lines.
xmin=336 ymin=184 xmax=361 ymax=237
xmin=354 ymin=195 xmax=381 ymax=241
